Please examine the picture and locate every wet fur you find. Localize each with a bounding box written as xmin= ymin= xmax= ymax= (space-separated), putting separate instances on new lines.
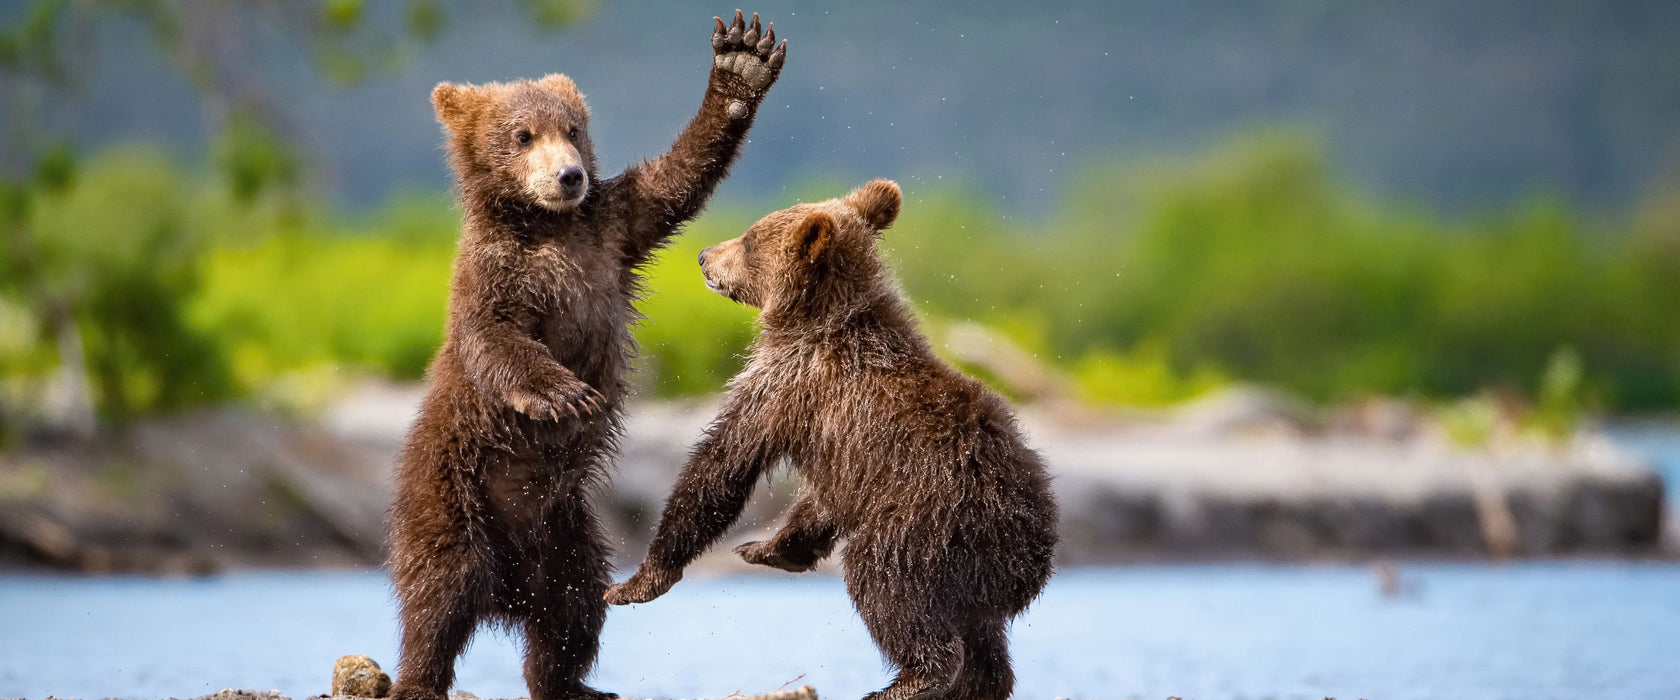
xmin=387 ymin=14 xmax=786 ymax=700
xmin=608 ymin=181 xmax=1058 ymax=700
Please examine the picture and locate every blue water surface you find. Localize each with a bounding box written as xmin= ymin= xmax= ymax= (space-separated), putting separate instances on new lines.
xmin=1 ymin=562 xmax=1677 ymax=700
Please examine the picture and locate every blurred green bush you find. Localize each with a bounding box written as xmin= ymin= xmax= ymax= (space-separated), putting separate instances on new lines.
xmin=886 ymin=131 xmax=1680 ymax=411
xmin=3 ymin=132 xmax=1677 ymax=426
xmin=1 ymin=147 xmax=234 ymax=422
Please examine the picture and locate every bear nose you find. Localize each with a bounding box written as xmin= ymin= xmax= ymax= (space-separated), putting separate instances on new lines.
xmin=698 ymin=247 xmax=711 ymax=266
xmin=557 ymin=166 xmax=585 ymax=195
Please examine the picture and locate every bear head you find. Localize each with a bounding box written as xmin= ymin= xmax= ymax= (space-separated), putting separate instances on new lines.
xmin=432 ymin=74 xmax=597 ymax=213
xmin=699 ymin=179 xmax=902 ymax=317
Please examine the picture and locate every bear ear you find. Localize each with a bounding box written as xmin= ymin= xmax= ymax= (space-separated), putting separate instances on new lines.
xmin=432 ymin=82 xmax=485 ymax=134
xmin=844 ymin=179 xmax=902 ymax=232
xmin=797 ymin=211 xmax=836 ymax=264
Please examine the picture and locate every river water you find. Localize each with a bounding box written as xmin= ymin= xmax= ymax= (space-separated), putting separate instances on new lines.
xmin=2 ymin=562 xmax=1678 ymax=700
xmin=4 ymin=431 xmax=1679 ymax=700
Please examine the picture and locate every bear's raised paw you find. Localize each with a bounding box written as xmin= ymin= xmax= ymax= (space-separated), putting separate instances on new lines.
xmin=712 ymin=9 xmax=786 ymax=95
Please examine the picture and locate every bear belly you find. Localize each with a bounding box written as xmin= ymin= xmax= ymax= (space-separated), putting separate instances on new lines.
xmin=479 ymin=442 xmax=599 ymax=536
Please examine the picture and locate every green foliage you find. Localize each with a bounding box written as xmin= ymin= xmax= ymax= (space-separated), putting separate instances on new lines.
xmin=877 ymin=130 xmax=1680 ymax=413
xmin=188 ymin=197 xmax=457 ymax=388
xmin=1526 ymin=347 xmax=1587 ymax=441
xmin=185 ymin=199 xmax=758 ymax=400
xmin=0 ymin=0 xmax=68 ymax=74
xmin=1071 ymin=343 xmax=1227 ymax=408
xmin=213 ymin=116 xmax=299 ymax=204
xmin=3 ymin=147 xmax=234 ymax=419
xmin=1437 ymin=394 xmax=1503 ymax=448
xmin=520 ymin=0 xmax=597 ymax=30
xmin=0 ymin=0 xmax=603 ymax=431
xmin=320 ymin=0 xmax=365 ymax=32
xmin=632 ymin=216 xmax=759 ymax=396
xmin=6 ymin=132 xmax=1680 ymax=422
xmin=405 ymin=0 xmax=445 ymax=43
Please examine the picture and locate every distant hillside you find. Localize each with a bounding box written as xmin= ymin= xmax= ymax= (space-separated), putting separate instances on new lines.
xmin=35 ymin=0 xmax=1680 ymax=214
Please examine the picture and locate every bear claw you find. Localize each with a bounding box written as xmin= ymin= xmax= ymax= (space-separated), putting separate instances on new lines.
xmin=727 ymin=10 xmax=744 ymax=44
xmin=508 ymin=380 xmax=605 ymax=422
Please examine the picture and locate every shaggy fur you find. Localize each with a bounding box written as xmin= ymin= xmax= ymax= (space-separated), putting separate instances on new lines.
xmin=606 ymin=181 xmax=1059 ymax=700
xmin=387 ymin=12 xmax=786 ymax=700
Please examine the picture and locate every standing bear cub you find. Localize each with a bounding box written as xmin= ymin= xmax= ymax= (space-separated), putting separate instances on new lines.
xmin=387 ymin=12 xmax=785 ymax=700
xmin=606 ymin=180 xmax=1059 ymax=700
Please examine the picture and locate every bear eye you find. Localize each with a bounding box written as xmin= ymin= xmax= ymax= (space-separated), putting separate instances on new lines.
xmin=515 ymin=129 xmax=533 ymax=145
xmin=567 ymin=126 xmax=579 ymax=140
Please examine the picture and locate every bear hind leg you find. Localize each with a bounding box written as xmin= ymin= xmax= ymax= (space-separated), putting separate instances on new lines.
xmin=862 ymin=635 xmax=963 ymax=700
xmin=948 ymin=619 xmax=1013 ymax=700
xmin=521 ymin=499 xmax=616 ymax=700
xmin=857 ymin=607 xmax=963 ymax=700
xmin=521 ymin=590 xmax=614 ymax=700
xmin=390 ymin=554 xmax=483 ymax=700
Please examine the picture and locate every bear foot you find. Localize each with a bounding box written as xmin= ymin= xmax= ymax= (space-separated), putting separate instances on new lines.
xmin=733 ymin=540 xmax=817 ymax=573
xmin=861 ymin=678 xmax=950 ymax=700
xmin=603 ymin=566 xmax=681 ymax=605
xmin=388 ymin=684 xmax=447 ymax=700
xmin=551 ymin=684 xmax=618 ymax=700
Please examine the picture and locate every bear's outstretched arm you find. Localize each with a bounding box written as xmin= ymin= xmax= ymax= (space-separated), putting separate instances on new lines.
xmin=453 ymin=257 xmax=604 ymax=420
xmin=616 ymin=10 xmax=786 ymax=263
xmin=733 ymin=490 xmax=839 ymax=573
xmin=604 ymin=409 xmax=778 ymax=604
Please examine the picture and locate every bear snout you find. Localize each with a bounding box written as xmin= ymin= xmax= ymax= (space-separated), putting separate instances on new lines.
xmin=698 ymin=247 xmax=711 ymax=266
xmin=558 ymin=166 xmax=586 ymax=197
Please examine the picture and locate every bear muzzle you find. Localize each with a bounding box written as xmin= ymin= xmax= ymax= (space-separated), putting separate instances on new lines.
xmin=699 ymin=250 xmax=734 ymax=300
xmin=521 ymin=137 xmax=588 ymax=211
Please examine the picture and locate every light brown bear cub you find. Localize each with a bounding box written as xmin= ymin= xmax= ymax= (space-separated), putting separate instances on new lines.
xmin=388 ymin=12 xmax=785 ymax=700
xmin=605 ymin=180 xmax=1059 ymax=700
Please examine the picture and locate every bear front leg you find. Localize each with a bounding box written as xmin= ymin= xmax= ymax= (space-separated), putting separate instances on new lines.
xmin=617 ymin=10 xmax=787 ymax=262
xmin=605 ymin=415 xmax=776 ymax=605
xmin=734 ymin=490 xmax=838 ymax=573
xmin=503 ymin=365 xmax=606 ymax=421
xmin=454 ymin=270 xmax=605 ymax=420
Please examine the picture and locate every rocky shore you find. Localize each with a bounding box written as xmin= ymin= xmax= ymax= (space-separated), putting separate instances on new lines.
xmin=0 ymin=383 xmax=1667 ymax=573
xmin=78 ymin=685 xmax=822 ymax=700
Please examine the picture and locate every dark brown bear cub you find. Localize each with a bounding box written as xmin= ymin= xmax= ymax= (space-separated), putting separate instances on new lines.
xmin=387 ymin=12 xmax=786 ymax=700
xmin=605 ymin=180 xmax=1059 ymax=700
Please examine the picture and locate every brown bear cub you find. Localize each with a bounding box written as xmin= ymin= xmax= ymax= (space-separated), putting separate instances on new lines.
xmin=605 ymin=180 xmax=1059 ymax=700
xmin=387 ymin=12 xmax=786 ymax=700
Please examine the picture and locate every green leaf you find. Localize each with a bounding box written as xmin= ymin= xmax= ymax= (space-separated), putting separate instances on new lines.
xmin=320 ymin=0 xmax=364 ymax=32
